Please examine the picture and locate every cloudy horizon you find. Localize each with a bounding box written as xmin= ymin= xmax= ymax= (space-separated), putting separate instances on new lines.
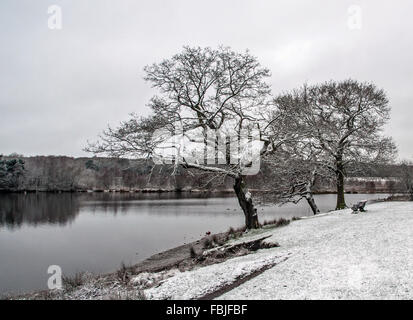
xmin=1 ymin=0 xmax=412 ymax=160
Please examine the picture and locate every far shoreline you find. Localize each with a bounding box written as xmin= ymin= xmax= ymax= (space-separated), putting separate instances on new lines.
xmin=0 ymin=188 xmax=393 ymax=195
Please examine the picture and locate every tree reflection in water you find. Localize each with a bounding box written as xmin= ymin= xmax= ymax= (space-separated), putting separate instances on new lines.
xmin=0 ymin=193 xmax=80 ymax=229
xmin=0 ymin=192 xmax=231 ymax=229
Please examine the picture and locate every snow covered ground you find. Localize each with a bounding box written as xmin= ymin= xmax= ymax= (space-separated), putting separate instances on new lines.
xmin=145 ymin=201 xmax=413 ymax=300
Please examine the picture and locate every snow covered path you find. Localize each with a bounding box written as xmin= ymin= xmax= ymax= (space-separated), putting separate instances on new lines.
xmin=146 ymin=201 xmax=413 ymax=300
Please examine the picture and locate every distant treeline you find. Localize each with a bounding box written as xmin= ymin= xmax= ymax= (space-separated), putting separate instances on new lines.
xmin=0 ymin=155 xmax=410 ymax=193
xmin=0 ymin=156 xmax=234 ymax=192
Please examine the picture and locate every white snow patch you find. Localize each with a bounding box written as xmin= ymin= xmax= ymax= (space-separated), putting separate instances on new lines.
xmin=131 ymin=269 xmax=181 ymax=288
xmin=218 ymin=201 xmax=413 ymax=300
xmin=145 ymin=250 xmax=290 ymax=300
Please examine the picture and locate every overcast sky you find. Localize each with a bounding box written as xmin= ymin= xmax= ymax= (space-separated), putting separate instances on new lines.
xmin=0 ymin=0 xmax=412 ymax=160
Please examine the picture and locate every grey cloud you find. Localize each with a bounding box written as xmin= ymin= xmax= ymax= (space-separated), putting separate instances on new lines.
xmin=0 ymin=0 xmax=412 ymax=159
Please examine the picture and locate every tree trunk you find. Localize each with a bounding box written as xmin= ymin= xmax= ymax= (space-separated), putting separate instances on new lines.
xmin=305 ymin=193 xmax=320 ymax=215
xmin=305 ymin=170 xmax=320 ymax=215
xmin=335 ymin=161 xmax=346 ymax=210
xmin=233 ymin=176 xmax=260 ymax=229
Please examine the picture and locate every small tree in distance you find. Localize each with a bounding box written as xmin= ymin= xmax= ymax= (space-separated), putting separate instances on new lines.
xmin=0 ymin=155 xmax=25 ymax=190
xmin=261 ymin=146 xmax=334 ymax=215
xmin=399 ymin=160 xmax=413 ymax=201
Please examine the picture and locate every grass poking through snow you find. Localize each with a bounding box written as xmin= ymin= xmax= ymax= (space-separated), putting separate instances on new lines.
xmin=62 ymin=272 xmax=85 ymax=291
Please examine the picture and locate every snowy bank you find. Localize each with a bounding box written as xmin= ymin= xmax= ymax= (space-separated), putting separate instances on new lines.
xmin=146 ymin=201 xmax=413 ymax=300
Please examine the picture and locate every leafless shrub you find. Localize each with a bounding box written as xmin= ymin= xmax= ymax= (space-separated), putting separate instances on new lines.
xmin=275 ymin=218 xmax=290 ymax=227
xmin=261 ymin=219 xmax=276 ymax=226
xmin=227 ymin=227 xmax=235 ymax=235
xmin=211 ymin=234 xmax=225 ymax=246
xmin=117 ymin=262 xmax=131 ymax=284
xmin=225 ymin=226 xmax=247 ymax=239
xmin=202 ymin=237 xmax=214 ymax=249
xmin=261 ymin=217 xmax=290 ymax=228
xmin=62 ymin=272 xmax=84 ymax=290
xmin=212 ymin=234 xmax=218 ymax=243
xmin=189 ymin=246 xmax=197 ymax=258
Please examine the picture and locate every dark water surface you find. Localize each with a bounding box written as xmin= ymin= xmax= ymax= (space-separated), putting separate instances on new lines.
xmin=0 ymin=192 xmax=387 ymax=295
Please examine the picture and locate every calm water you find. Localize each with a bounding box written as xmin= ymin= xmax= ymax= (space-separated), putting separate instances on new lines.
xmin=0 ymin=192 xmax=387 ymax=295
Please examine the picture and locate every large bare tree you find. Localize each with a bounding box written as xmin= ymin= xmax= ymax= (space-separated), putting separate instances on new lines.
xmin=87 ymin=46 xmax=280 ymax=229
xmin=274 ymin=80 xmax=397 ymax=210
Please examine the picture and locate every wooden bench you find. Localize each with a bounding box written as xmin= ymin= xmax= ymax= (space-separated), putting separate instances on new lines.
xmin=351 ymin=200 xmax=367 ymax=214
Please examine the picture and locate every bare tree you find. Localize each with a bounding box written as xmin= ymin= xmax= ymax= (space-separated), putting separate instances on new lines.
xmin=259 ymin=110 xmax=334 ymax=215
xmin=253 ymin=95 xmax=334 ymax=215
xmin=399 ymin=160 xmax=413 ymax=201
xmin=274 ymin=80 xmax=397 ymax=210
xmin=261 ymin=145 xmax=334 ymax=215
xmin=86 ymin=46 xmax=279 ymax=229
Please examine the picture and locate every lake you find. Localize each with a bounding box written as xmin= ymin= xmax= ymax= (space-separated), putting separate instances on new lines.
xmin=0 ymin=192 xmax=388 ymax=295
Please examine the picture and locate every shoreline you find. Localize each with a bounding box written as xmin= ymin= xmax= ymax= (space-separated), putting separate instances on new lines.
xmin=3 ymin=220 xmax=288 ymax=300
xmin=0 ymin=189 xmax=394 ymax=195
